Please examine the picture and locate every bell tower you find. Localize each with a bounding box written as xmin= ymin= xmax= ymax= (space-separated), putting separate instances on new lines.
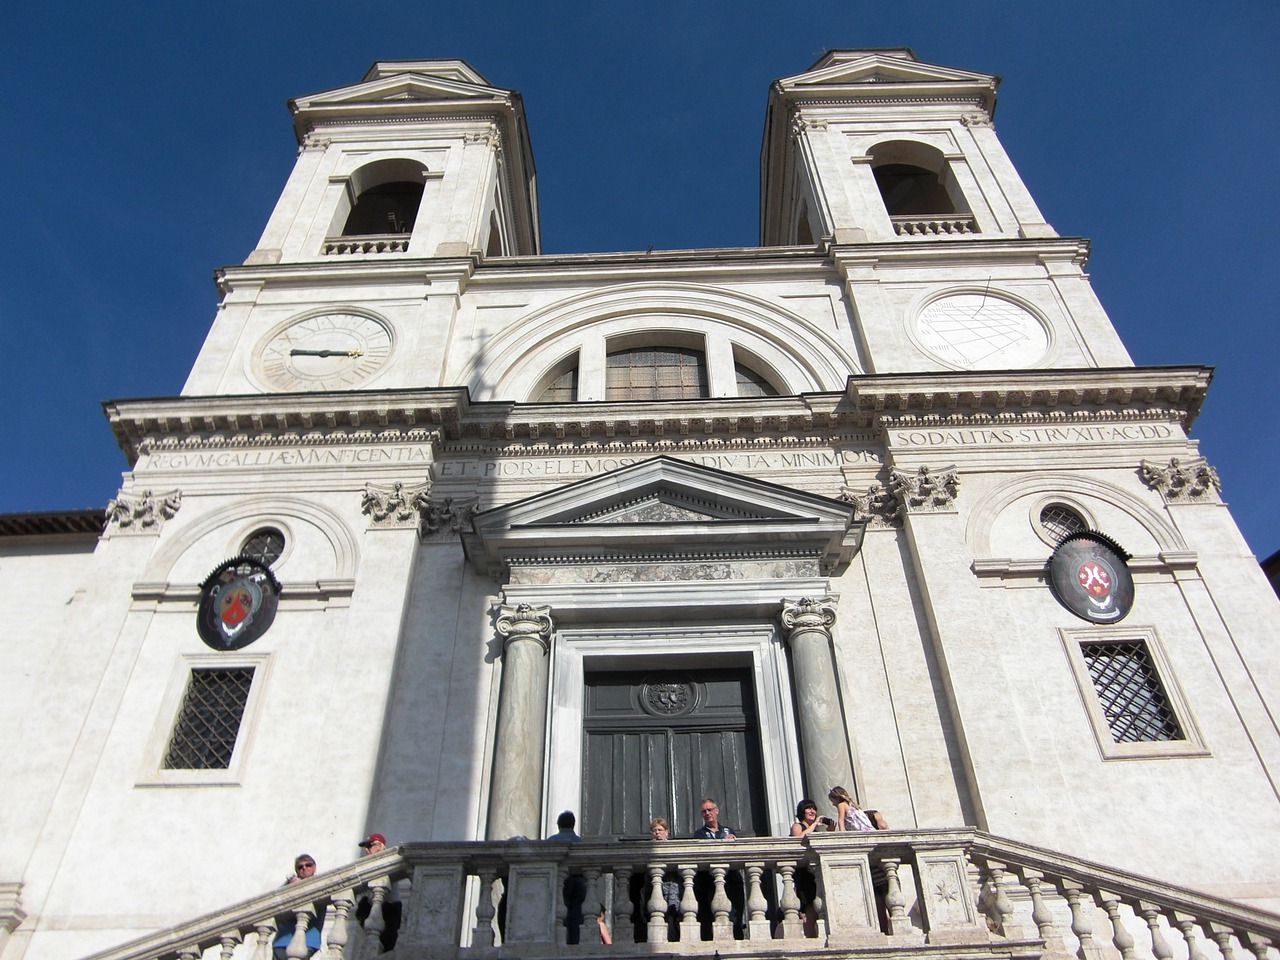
xmin=761 ymin=48 xmax=1130 ymax=375
xmin=250 ymin=59 xmax=538 ymax=263
xmin=183 ymin=60 xmax=539 ymax=396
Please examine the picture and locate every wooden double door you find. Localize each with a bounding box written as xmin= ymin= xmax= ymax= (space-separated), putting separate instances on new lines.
xmin=580 ymin=668 xmax=768 ymax=839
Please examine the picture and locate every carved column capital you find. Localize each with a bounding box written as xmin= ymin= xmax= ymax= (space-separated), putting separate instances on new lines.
xmin=414 ymin=494 xmax=479 ymax=542
xmin=496 ymin=602 xmax=554 ymax=654
xmin=106 ymin=488 xmax=181 ymax=535
xmin=890 ymin=464 xmax=960 ymax=513
xmin=361 ymin=480 xmax=430 ymax=528
xmin=841 ymin=482 xmax=903 ymax=528
xmin=1139 ymin=457 xmax=1222 ymax=503
xmin=780 ymin=597 xmax=837 ymax=639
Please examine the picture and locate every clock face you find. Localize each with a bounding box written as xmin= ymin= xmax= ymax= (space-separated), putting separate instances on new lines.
xmin=253 ymin=312 xmax=394 ymax=391
xmin=915 ymin=293 xmax=1049 ymax=370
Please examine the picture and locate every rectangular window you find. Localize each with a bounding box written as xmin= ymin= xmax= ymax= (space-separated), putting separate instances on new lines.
xmin=1080 ymin=641 xmax=1182 ymax=742
xmin=1059 ymin=626 xmax=1207 ymax=760
xmin=163 ymin=667 xmax=255 ymax=770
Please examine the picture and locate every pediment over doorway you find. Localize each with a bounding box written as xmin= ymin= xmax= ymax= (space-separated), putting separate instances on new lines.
xmin=461 ymin=455 xmax=863 ymax=582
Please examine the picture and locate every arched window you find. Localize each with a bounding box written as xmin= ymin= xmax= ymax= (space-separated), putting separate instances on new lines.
xmin=339 ymin=159 xmax=427 ymax=237
xmin=606 ymin=346 xmax=708 ymax=401
xmin=869 ymin=141 xmax=975 ymax=235
xmin=537 ymin=362 xmax=579 ymax=402
xmin=734 ymin=362 xmax=781 ymax=398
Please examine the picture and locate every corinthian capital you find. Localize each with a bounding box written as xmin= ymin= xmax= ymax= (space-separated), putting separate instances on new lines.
xmin=106 ymin=488 xmax=181 ymax=534
xmin=495 ymin=602 xmax=554 ymax=654
xmin=780 ymin=597 xmax=838 ymax=639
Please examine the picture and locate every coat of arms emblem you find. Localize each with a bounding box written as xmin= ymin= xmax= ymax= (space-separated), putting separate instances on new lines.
xmin=1048 ymin=531 xmax=1134 ymax=623
xmin=197 ymin=557 xmax=281 ymax=650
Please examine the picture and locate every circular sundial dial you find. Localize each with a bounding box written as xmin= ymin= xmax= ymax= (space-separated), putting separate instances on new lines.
xmin=252 ymin=311 xmax=394 ymax=391
xmin=915 ymin=293 xmax=1048 ymax=370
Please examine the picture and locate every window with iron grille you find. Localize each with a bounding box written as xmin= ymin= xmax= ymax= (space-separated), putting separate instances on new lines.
xmin=241 ymin=527 xmax=285 ymax=567
xmin=163 ymin=667 xmax=255 ymax=769
xmin=1040 ymin=503 xmax=1087 ymax=544
xmin=605 ymin=346 xmax=708 ymax=401
xmin=1081 ymin=641 xmax=1183 ymax=742
xmin=734 ymin=362 xmax=780 ymax=398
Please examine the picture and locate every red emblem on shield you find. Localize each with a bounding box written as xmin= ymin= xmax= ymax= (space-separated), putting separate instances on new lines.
xmin=220 ymin=587 xmax=253 ymax=627
xmin=197 ymin=557 xmax=281 ymax=650
xmin=1077 ymin=561 xmax=1111 ymax=597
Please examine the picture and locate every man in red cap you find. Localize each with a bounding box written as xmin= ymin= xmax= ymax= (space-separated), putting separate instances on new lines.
xmin=355 ymin=833 xmax=400 ymax=950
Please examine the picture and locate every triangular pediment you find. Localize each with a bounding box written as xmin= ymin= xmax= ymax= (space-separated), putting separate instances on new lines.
xmin=784 ymin=50 xmax=996 ymax=89
xmin=292 ymin=72 xmax=510 ymax=112
xmin=462 ymin=456 xmax=863 ymax=579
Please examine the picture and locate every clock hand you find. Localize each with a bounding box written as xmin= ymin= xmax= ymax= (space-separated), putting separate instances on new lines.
xmin=289 ymin=349 xmax=366 ymax=358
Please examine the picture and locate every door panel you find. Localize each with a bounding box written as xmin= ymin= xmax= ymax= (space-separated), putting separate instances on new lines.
xmin=582 ymin=669 xmax=767 ymax=838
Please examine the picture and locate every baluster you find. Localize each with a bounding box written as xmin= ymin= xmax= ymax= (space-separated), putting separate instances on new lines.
xmin=776 ymin=861 xmax=803 ymax=939
xmin=613 ymin=864 xmax=632 ymax=944
xmin=326 ymin=890 xmax=353 ymax=959
xmin=978 ymin=860 xmax=1021 ymax=938
xmin=1060 ymin=881 xmax=1103 ymax=960
xmin=251 ymin=920 xmax=276 ymax=960
xmin=1018 ymin=870 xmax=1069 ymax=956
xmin=1242 ymin=933 xmax=1274 ymax=960
xmin=555 ymin=864 xmax=569 ymax=945
xmin=1204 ymin=922 xmax=1239 ymax=960
xmin=678 ymin=865 xmax=700 ymax=943
xmin=647 ymin=862 xmax=669 ymax=943
xmin=881 ymin=857 xmax=912 ymax=938
xmin=361 ymin=881 xmax=388 ymax=956
xmin=579 ymin=866 xmax=603 ymax=945
xmin=472 ymin=869 xmax=497 ymax=949
xmin=176 ymin=944 xmax=200 ymax=960
xmin=744 ymin=862 xmax=769 ymax=940
xmin=709 ymin=865 xmax=733 ymax=941
xmin=1172 ymin=912 xmax=1208 ymax=960
xmin=288 ymin=903 xmax=317 ymax=959
xmin=1094 ymin=891 xmax=1136 ymax=960
xmin=218 ymin=931 xmax=241 ymax=960
xmin=1138 ymin=903 xmax=1174 ymax=960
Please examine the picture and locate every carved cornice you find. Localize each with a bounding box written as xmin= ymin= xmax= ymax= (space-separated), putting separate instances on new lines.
xmin=106 ymin=367 xmax=1210 ymax=468
xmin=106 ymin=489 xmax=181 ymax=535
xmin=495 ymin=602 xmax=554 ymax=654
xmin=1139 ymin=457 xmax=1222 ymax=504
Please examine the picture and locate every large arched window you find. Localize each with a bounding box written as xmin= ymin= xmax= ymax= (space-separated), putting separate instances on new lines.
xmin=605 ymin=346 xmax=708 ymax=401
xmin=869 ymin=141 xmax=975 ymax=236
xmin=338 ymin=159 xmax=427 ymax=237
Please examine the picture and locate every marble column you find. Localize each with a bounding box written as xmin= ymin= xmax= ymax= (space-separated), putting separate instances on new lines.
xmin=487 ymin=602 xmax=554 ymax=839
xmin=781 ymin=597 xmax=855 ymax=808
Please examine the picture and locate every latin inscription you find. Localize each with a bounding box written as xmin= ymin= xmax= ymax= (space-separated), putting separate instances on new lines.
xmin=889 ymin=423 xmax=1175 ymax=448
xmin=144 ymin=446 xmax=432 ymax=470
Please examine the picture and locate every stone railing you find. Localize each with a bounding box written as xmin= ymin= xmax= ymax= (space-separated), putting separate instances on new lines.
xmin=891 ymin=215 xmax=978 ymax=236
xmin=322 ymin=235 xmax=410 ymax=255
xmin=78 ymin=829 xmax=1280 ymax=960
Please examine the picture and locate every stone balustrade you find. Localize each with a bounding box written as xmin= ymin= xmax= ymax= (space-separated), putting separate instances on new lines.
xmin=78 ymin=830 xmax=1280 ymax=960
xmin=891 ymin=216 xmax=978 ymax=236
xmin=321 ymin=236 xmax=410 ymax=255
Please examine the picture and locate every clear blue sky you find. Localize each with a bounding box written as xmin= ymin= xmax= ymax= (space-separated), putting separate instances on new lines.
xmin=2 ymin=2 xmax=1277 ymax=558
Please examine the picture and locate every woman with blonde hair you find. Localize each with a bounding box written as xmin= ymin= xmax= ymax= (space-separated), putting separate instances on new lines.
xmin=828 ymin=786 xmax=875 ymax=832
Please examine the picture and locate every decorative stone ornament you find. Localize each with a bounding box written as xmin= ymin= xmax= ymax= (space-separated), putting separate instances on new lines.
xmin=196 ymin=557 xmax=282 ymax=650
xmin=361 ymin=481 xmax=430 ymax=528
xmin=889 ymin=465 xmax=960 ymax=513
xmin=1048 ymin=532 xmax=1134 ymax=624
xmin=418 ymin=496 xmax=479 ymax=541
xmin=1139 ymin=457 xmax=1222 ymax=503
xmin=495 ymin=602 xmax=554 ymax=654
xmin=106 ymin=488 xmax=182 ymax=534
xmin=841 ymin=483 xmax=903 ymax=528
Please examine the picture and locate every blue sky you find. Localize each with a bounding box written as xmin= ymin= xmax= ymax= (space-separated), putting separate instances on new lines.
xmin=2 ymin=1 xmax=1277 ymax=558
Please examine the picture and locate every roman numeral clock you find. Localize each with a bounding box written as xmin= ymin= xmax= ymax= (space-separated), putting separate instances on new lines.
xmin=251 ymin=311 xmax=394 ymax=391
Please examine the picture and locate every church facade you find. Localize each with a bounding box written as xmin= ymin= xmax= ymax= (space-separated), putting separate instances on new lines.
xmin=3 ymin=50 xmax=1279 ymax=960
